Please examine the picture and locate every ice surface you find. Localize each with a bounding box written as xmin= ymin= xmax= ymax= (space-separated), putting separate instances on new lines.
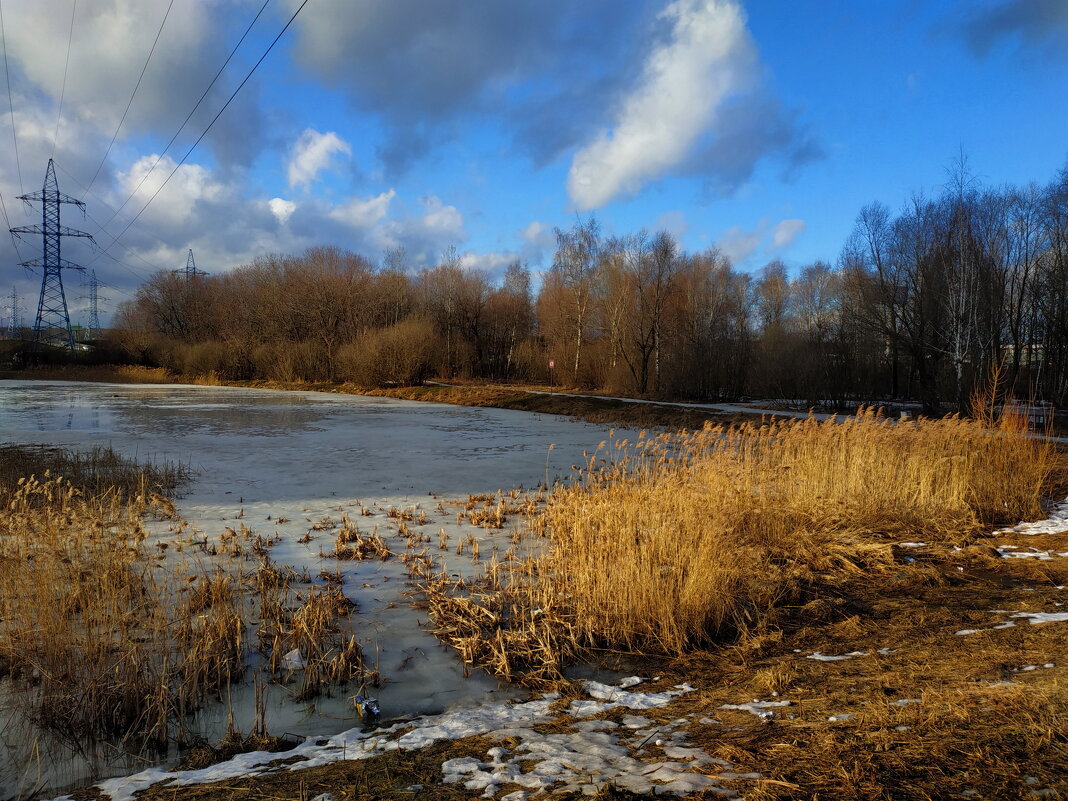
xmin=0 ymin=380 xmax=619 ymax=795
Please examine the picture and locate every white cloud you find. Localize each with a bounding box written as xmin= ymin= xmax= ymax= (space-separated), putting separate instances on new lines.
xmin=719 ymin=224 xmax=764 ymax=265
xmin=116 ymin=153 xmax=226 ymax=226
xmin=327 ymin=189 xmax=396 ymax=229
xmin=419 ymin=195 xmax=464 ymax=237
xmin=567 ymin=0 xmax=757 ymax=210
xmin=460 ymin=251 xmax=516 ymax=273
xmin=287 ymin=129 xmax=352 ymax=188
xmin=520 ymin=220 xmax=554 ymax=247
xmin=268 ymin=198 xmax=297 ymax=225
xmin=771 ymin=218 xmax=805 ymax=249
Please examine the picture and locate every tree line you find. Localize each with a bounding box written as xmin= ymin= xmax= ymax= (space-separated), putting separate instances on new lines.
xmin=113 ymin=158 xmax=1068 ymax=414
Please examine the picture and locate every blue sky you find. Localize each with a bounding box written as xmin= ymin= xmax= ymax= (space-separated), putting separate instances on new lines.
xmin=0 ymin=0 xmax=1066 ymax=326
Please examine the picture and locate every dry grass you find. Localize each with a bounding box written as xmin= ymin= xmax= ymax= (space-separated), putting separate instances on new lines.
xmin=0 ymin=363 xmax=173 ymax=383
xmin=0 ymin=474 xmax=200 ymax=746
xmin=0 ymin=443 xmax=186 ymax=504
xmin=0 ymin=450 xmax=373 ymax=750
xmin=421 ymin=406 xmax=1062 ymax=680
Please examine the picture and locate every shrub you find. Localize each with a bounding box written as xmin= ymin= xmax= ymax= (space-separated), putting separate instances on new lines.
xmin=339 ymin=318 xmax=438 ymax=386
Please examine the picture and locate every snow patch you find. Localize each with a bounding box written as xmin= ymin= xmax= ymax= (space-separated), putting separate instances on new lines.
xmin=717 ymin=699 xmax=792 ymax=720
xmin=569 ymin=681 xmax=695 ymax=717
xmin=996 ymin=497 xmax=1068 ymax=536
xmin=1011 ymin=611 xmax=1068 ymax=624
xmin=807 ymin=651 xmax=867 ymax=661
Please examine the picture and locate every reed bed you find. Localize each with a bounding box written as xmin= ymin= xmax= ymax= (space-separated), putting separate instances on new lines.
xmin=0 ymin=443 xmax=186 ymax=504
xmin=0 ymin=458 xmax=372 ymax=749
xmin=422 ymin=406 xmax=1061 ymax=680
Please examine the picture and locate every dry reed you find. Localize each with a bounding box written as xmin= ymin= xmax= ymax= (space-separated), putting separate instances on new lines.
xmin=0 ymin=453 xmax=374 ymax=749
xmin=421 ymin=405 xmax=1061 ymax=680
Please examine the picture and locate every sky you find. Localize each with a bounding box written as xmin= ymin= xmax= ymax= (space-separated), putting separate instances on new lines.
xmin=0 ymin=0 xmax=1066 ymax=327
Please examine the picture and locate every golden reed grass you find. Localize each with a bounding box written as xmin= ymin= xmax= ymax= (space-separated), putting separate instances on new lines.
xmin=0 ymin=449 xmax=373 ymax=748
xmin=421 ymin=404 xmax=1061 ymax=680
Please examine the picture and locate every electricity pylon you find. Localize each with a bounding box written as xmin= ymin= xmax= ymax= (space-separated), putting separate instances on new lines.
xmin=5 ymin=286 xmax=18 ymax=338
xmin=81 ymin=269 xmax=105 ymax=339
xmin=11 ymin=159 xmax=95 ymax=349
xmin=174 ymin=248 xmax=207 ymax=279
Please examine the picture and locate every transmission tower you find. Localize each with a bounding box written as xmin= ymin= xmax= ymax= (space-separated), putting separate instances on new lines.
xmin=174 ymin=248 xmax=207 ymax=279
xmin=5 ymin=286 xmax=18 ymax=339
xmin=80 ymin=269 xmax=105 ymax=340
xmin=10 ymin=159 xmax=95 ymax=349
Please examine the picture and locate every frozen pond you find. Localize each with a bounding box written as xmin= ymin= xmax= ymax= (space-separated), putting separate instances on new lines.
xmin=0 ymin=380 xmax=616 ymax=796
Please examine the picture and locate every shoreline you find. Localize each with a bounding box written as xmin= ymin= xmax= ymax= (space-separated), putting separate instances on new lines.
xmin=0 ymin=365 xmax=753 ymax=430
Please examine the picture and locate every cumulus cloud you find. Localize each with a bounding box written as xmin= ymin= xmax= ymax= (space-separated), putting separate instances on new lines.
xmin=567 ymin=0 xmax=821 ymax=209
xmin=116 ymin=154 xmax=227 ymax=227
xmin=327 ymin=189 xmax=396 ymax=229
xmin=287 ymin=129 xmax=352 ymax=188
xmin=568 ymin=0 xmax=757 ymax=210
xmin=460 ymin=250 xmax=517 ymax=274
xmin=771 ymin=219 xmax=805 ymax=249
xmin=517 ymin=220 xmax=557 ymax=266
xmin=268 ymin=198 xmax=297 ymax=225
xmin=654 ymin=211 xmax=689 ymax=239
xmin=418 ymin=195 xmax=464 ymax=237
xmin=520 ymin=221 xmax=553 ymax=246
xmin=1 ymin=0 xmax=265 ymax=174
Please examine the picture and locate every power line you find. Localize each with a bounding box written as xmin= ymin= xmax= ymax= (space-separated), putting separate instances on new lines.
xmin=0 ymin=189 xmax=23 ymax=262
xmin=53 ymin=159 xmax=162 ymax=279
xmin=51 ymin=0 xmax=78 ymax=159
xmin=98 ymin=0 xmax=309 ymax=256
xmin=0 ymin=0 xmax=23 ymax=197
xmin=90 ymin=0 xmax=271 ymax=236
xmin=82 ymin=0 xmax=175 ymax=199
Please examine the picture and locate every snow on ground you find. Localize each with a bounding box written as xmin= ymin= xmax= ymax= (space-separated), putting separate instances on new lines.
xmin=996 ymin=544 xmax=1068 ymax=560
xmin=48 ymin=679 xmax=748 ymax=801
xmin=807 ymin=651 xmax=868 ymax=662
xmin=955 ymin=607 xmax=1068 ymax=635
xmin=716 ymin=700 xmax=792 ymax=720
xmin=568 ymin=680 xmax=695 ymax=717
xmin=996 ymin=497 xmax=1068 ymax=536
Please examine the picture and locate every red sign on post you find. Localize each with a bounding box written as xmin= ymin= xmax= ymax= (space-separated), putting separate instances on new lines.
xmin=548 ymin=359 xmax=555 ymax=369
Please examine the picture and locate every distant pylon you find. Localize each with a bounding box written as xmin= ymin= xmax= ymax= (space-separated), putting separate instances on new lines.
xmin=80 ymin=269 xmax=105 ymax=339
xmin=174 ymin=248 xmax=207 ymax=279
xmin=10 ymin=159 xmax=95 ymax=349
xmin=5 ymin=286 xmax=18 ymax=338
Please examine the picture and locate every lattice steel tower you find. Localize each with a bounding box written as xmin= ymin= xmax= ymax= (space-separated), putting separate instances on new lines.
xmin=5 ymin=286 xmax=17 ymax=338
xmin=175 ymin=248 xmax=206 ymax=279
xmin=82 ymin=269 xmax=104 ymax=339
xmin=11 ymin=159 xmax=95 ymax=349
